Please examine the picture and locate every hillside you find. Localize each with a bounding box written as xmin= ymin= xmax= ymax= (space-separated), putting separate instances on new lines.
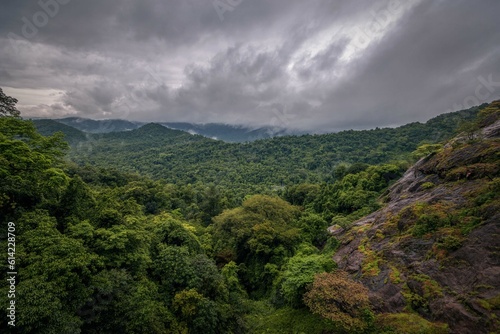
xmin=48 ymin=117 xmax=294 ymax=142
xmin=331 ymin=103 xmax=500 ymax=333
xmin=162 ymin=122 xmax=293 ymax=142
xmin=32 ymin=119 xmax=88 ymax=145
xmin=68 ymin=105 xmax=481 ymax=197
xmin=55 ymin=117 xmax=142 ymax=133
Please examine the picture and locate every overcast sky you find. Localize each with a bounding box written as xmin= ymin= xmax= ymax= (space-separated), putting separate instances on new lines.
xmin=1 ymin=0 xmax=499 ymax=132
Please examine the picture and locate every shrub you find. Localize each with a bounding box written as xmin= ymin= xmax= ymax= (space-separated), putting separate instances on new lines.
xmin=304 ymin=271 xmax=372 ymax=331
xmin=420 ymin=182 xmax=435 ymax=190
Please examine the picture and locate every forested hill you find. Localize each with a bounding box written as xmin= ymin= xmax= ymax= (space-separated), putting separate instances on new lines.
xmin=53 ymin=117 xmax=142 ymax=133
xmin=61 ymin=105 xmax=481 ymax=196
xmin=32 ymin=119 xmax=88 ymax=145
xmin=38 ymin=117 xmax=293 ymax=142
xmin=160 ymin=122 xmax=292 ymax=142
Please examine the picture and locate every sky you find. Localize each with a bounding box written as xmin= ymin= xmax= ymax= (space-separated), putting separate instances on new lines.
xmin=1 ymin=0 xmax=499 ymax=133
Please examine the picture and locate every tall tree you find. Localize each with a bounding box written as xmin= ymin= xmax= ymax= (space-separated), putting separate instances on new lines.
xmin=0 ymin=87 xmax=21 ymax=117
xmin=304 ymin=271 xmax=372 ymax=331
xmin=0 ymin=117 xmax=68 ymax=217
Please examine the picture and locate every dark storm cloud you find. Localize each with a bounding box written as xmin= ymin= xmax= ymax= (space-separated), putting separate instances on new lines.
xmin=0 ymin=0 xmax=499 ymax=131
xmin=304 ymin=0 xmax=500 ymax=131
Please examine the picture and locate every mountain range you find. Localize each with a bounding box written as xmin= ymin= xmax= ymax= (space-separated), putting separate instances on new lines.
xmin=31 ymin=105 xmax=482 ymax=200
xmin=36 ymin=117 xmax=293 ymax=142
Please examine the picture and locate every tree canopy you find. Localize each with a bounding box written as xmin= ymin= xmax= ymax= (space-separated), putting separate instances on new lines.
xmin=0 ymin=87 xmax=20 ymax=117
xmin=1 ymin=89 xmax=493 ymax=333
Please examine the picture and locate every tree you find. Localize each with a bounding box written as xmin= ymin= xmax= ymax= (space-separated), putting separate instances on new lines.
xmin=199 ymin=184 xmax=226 ymax=225
xmin=56 ymin=175 xmax=97 ymax=231
xmin=304 ymin=271 xmax=372 ymax=331
xmin=212 ymin=195 xmax=302 ymax=296
xmin=10 ymin=213 xmax=101 ymax=333
xmin=0 ymin=87 xmax=21 ymax=117
xmin=275 ymin=253 xmax=334 ymax=308
xmin=0 ymin=117 xmax=68 ymax=217
xmin=173 ymin=289 xmax=220 ymax=334
xmin=296 ymin=213 xmax=329 ymax=247
xmin=411 ymin=143 xmax=443 ymax=160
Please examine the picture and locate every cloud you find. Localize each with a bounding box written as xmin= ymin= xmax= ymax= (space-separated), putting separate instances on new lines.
xmin=0 ymin=0 xmax=499 ymax=131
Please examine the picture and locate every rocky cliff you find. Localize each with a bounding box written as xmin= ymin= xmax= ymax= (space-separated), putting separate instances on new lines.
xmin=331 ymin=102 xmax=500 ymax=333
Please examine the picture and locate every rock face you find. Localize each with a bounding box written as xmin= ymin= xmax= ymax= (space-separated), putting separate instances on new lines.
xmin=331 ymin=114 xmax=500 ymax=333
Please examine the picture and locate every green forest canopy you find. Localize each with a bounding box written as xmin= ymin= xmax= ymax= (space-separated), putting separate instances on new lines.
xmin=1 ymin=88 xmax=495 ymax=333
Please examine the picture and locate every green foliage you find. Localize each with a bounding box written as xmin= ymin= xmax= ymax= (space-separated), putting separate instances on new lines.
xmin=67 ymin=106 xmax=478 ymax=201
xmin=244 ymin=301 xmax=338 ymax=334
xmin=0 ymin=118 xmax=247 ymax=332
xmin=309 ymin=164 xmax=403 ymax=223
xmin=93 ymin=220 xmax=151 ymax=275
xmin=376 ymin=313 xmax=449 ymax=334
xmin=358 ymin=241 xmax=382 ymax=277
xmin=221 ymin=261 xmax=246 ymax=296
xmin=478 ymin=176 xmax=500 ymax=203
xmin=477 ymin=100 xmax=500 ymax=127
xmin=484 ymin=294 xmax=500 ymax=310
xmin=402 ymin=274 xmax=443 ymax=313
xmin=12 ymin=213 xmax=101 ymax=333
xmin=151 ymin=213 xmax=202 ymax=252
xmin=399 ymin=202 xmax=455 ymax=237
xmin=173 ymin=288 xmax=221 ymax=334
xmin=411 ymin=274 xmax=444 ymax=301
xmin=420 ymin=182 xmax=435 ymax=190
xmin=436 ymin=234 xmax=463 ymax=251
xmin=122 ymin=279 xmax=180 ymax=334
xmin=212 ymin=195 xmax=302 ymax=296
xmin=33 ymin=119 xmax=87 ymax=145
xmin=412 ymin=143 xmax=443 ymax=160
xmin=457 ymin=119 xmax=481 ymax=141
xmin=0 ymin=117 xmax=68 ymax=217
xmin=57 ymin=175 xmax=97 ymax=224
xmin=273 ymin=252 xmax=335 ymax=307
xmin=283 ymin=183 xmax=320 ymax=206
xmin=296 ymin=213 xmax=329 ymax=247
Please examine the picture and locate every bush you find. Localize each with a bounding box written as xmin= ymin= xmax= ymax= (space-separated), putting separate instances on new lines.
xmin=304 ymin=271 xmax=372 ymax=332
xmin=274 ymin=253 xmax=334 ymax=308
xmin=420 ymin=182 xmax=435 ymax=190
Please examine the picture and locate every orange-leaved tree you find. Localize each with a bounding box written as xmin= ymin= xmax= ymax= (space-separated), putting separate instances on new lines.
xmin=304 ymin=271 xmax=372 ymax=332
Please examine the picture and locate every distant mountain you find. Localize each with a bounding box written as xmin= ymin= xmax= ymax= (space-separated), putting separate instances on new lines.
xmin=55 ymin=117 xmax=142 ymax=133
xmin=101 ymin=123 xmax=208 ymax=144
xmin=161 ymin=122 xmax=297 ymax=142
xmin=32 ymin=119 xmax=88 ymax=145
xmin=48 ymin=117 xmax=296 ymax=142
xmin=40 ymin=103 xmax=489 ymax=143
xmin=68 ymin=104 xmax=482 ymax=194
